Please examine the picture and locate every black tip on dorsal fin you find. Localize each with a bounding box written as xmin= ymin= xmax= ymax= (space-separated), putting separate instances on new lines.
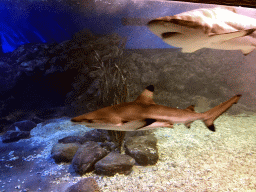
xmin=245 ymin=28 xmax=256 ymax=36
xmin=146 ymin=85 xmax=154 ymax=92
xmin=134 ymin=85 xmax=155 ymax=104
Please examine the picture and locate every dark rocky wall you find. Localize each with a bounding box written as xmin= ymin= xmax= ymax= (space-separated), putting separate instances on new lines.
xmin=0 ymin=30 xmax=130 ymax=133
xmin=1 ymin=29 xmax=255 ymax=134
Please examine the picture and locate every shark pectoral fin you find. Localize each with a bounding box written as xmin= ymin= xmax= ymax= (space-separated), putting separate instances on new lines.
xmin=135 ymin=119 xmax=157 ymax=130
xmin=202 ymin=119 xmax=216 ymax=131
xmin=136 ymin=121 xmax=173 ymax=131
xmin=161 ymin=32 xmax=182 ymax=39
xmin=210 ymin=28 xmax=256 ymax=42
xmin=204 ymin=121 xmax=216 ymax=132
xmin=88 ymin=119 xmax=155 ymax=131
xmin=98 ymin=119 xmax=159 ymax=131
xmin=121 ymin=119 xmax=154 ymax=131
xmin=185 ymin=105 xmax=195 ymax=112
xmin=241 ymin=47 xmax=255 ymax=55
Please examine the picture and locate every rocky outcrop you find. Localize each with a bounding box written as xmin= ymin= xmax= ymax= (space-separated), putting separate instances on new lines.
xmin=0 ymin=31 xmax=129 ymax=134
xmin=1 ymin=28 xmax=254 ymax=135
xmin=58 ymin=129 xmax=111 ymax=144
xmin=2 ymin=130 xmax=30 ymax=143
xmin=1 ymin=120 xmax=37 ymax=143
xmin=125 ymin=134 xmax=159 ymax=166
xmin=71 ymin=141 xmax=108 ymax=175
xmin=51 ymin=143 xmax=81 ymax=163
xmin=66 ymin=178 xmax=101 ymax=192
xmin=8 ymin=120 xmax=37 ymax=132
xmin=95 ymin=152 xmax=135 ymax=176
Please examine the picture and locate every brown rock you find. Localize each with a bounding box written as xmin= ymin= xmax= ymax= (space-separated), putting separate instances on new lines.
xmin=72 ymin=141 xmax=108 ymax=175
xmin=95 ymin=152 xmax=135 ymax=176
xmin=51 ymin=143 xmax=80 ymax=163
xmin=58 ymin=136 xmax=86 ymax=144
xmin=125 ymin=134 xmax=159 ymax=165
xmin=66 ymin=178 xmax=101 ymax=192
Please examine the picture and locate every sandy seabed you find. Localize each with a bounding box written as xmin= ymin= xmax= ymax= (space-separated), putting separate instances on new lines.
xmin=86 ymin=114 xmax=256 ymax=191
xmin=1 ymin=115 xmax=255 ymax=192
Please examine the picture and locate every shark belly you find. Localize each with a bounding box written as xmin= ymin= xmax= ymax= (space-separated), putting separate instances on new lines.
xmin=147 ymin=7 xmax=256 ymax=55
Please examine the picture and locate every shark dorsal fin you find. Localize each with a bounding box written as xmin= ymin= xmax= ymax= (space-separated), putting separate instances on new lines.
xmin=134 ymin=85 xmax=156 ymax=104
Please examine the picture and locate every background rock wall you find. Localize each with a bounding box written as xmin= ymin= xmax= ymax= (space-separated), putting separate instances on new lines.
xmin=0 ymin=30 xmax=255 ymax=133
xmin=125 ymin=49 xmax=256 ymax=114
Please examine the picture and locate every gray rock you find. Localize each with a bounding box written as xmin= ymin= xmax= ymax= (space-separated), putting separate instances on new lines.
xmin=2 ymin=130 xmax=30 ymax=143
xmin=95 ymin=152 xmax=135 ymax=176
xmin=82 ymin=129 xmax=110 ymax=143
xmin=51 ymin=143 xmax=80 ymax=163
xmin=58 ymin=129 xmax=110 ymax=145
xmin=124 ymin=134 xmax=159 ymax=165
xmin=100 ymin=141 xmax=118 ymax=152
xmin=66 ymin=178 xmax=101 ymax=192
xmin=8 ymin=120 xmax=37 ymax=132
xmin=58 ymin=136 xmax=86 ymax=144
xmin=72 ymin=141 xmax=108 ymax=175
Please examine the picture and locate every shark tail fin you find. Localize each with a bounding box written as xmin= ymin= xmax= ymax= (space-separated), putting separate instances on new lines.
xmin=202 ymin=94 xmax=242 ymax=132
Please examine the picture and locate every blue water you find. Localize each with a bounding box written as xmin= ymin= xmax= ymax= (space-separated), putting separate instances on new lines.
xmin=0 ymin=1 xmax=79 ymax=53
xmin=0 ymin=0 xmax=188 ymax=55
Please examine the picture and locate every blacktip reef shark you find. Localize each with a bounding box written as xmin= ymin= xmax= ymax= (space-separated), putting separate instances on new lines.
xmin=147 ymin=6 xmax=256 ymax=55
xmin=71 ymin=85 xmax=242 ymax=132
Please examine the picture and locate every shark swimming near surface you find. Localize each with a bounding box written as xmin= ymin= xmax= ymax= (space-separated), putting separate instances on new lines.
xmin=71 ymin=85 xmax=242 ymax=132
xmin=147 ymin=7 xmax=256 ymax=55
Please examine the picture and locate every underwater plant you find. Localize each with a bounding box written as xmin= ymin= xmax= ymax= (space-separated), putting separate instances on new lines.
xmin=84 ymin=33 xmax=131 ymax=151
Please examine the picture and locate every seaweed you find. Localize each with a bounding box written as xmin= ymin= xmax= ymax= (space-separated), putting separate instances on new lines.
xmin=80 ymin=33 xmax=131 ymax=151
xmin=90 ymin=44 xmax=130 ymax=106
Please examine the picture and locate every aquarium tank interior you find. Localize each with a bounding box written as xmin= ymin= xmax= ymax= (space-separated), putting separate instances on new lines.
xmin=0 ymin=0 xmax=256 ymax=191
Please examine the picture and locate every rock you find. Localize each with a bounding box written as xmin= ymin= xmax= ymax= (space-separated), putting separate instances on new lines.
xmin=58 ymin=129 xmax=110 ymax=145
xmin=8 ymin=120 xmax=37 ymax=132
xmin=0 ymin=118 xmax=14 ymax=133
xmin=66 ymin=178 xmax=101 ymax=192
xmin=82 ymin=129 xmax=110 ymax=143
xmin=125 ymin=130 xmax=152 ymax=138
xmin=72 ymin=141 xmax=108 ymax=175
xmin=58 ymin=136 xmax=86 ymax=144
xmin=2 ymin=131 xmax=30 ymax=143
xmin=124 ymin=135 xmax=159 ymax=166
xmin=0 ymin=62 xmax=11 ymax=92
xmin=100 ymin=141 xmax=118 ymax=153
xmin=51 ymin=143 xmax=80 ymax=163
xmin=95 ymin=152 xmax=135 ymax=176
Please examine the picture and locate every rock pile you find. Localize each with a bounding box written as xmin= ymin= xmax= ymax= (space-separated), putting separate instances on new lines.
xmin=51 ymin=129 xmax=159 ymax=176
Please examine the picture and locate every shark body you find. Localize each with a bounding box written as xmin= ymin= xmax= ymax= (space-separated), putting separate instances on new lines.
xmin=71 ymin=85 xmax=241 ymax=132
xmin=147 ymin=7 xmax=256 ymax=55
